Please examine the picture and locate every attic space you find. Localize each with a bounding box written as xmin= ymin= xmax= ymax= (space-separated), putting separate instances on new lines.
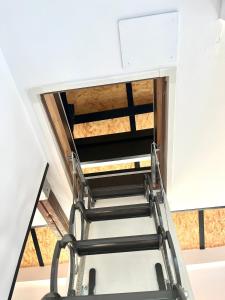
xmin=41 ymin=77 xmax=166 ymax=203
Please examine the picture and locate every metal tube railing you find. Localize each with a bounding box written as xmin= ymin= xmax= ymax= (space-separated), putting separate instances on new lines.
xmin=149 ymin=143 xmax=188 ymax=299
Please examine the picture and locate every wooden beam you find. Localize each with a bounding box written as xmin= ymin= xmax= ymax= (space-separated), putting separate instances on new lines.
xmin=38 ymin=191 xmax=69 ymax=238
xmin=41 ymin=93 xmax=73 ymax=183
xmin=154 ymin=78 xmax=166 ymax=183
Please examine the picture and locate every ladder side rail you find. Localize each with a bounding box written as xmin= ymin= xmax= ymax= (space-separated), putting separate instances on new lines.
xmin=150 ymin=143 xmax=190 ymax=299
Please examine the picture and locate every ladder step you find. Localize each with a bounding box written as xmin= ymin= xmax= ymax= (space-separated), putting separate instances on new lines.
xmin=60 ymin=290 xmax=176 ymax=300
xmin=76 ymin=234 xmax=161 ymax=256
xmin=85 ymin=203 xmax=151 ymax=222
xmin=92 ymin=184 xmax=145 ymax=199
xmin=89 ymin=173 xmax=146 ymax=199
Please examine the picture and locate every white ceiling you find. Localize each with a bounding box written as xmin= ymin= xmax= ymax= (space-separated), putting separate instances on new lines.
xmin=0 ymin=0 xmax=224 ymax=212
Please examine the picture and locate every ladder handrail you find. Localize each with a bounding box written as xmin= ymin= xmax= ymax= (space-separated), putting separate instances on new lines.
xmin=149 ymin=143 xmax=188 ymax=298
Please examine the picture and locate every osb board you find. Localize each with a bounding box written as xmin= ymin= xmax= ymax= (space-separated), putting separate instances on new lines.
xmin=140 ymin=159 xmax=151 ymax=168
xmin=172 ymin=211 xmax=200 ymax=250
xmin=67 ymin=79 xmax=153 ymax=115
xmin=21 ymin=227 xmax=69 ymax=268
xmin=135 ymin=112 xmax=154 ymax=130
xmin=132 ymin=79 xmax=154 ymax=105
xmin=82 ymin=162 xmax=135 ymax=174
xmin=74 ymin=117 xmax=130 ymax=138
xmin=205 ymin=208 xmax=225 ymax=248
xmin=67 ymin=83 xmax=128 ymax=115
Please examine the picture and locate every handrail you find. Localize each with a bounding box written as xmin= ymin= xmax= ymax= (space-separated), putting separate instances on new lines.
xmin=149 ymin=143 xmax=188 ymax=299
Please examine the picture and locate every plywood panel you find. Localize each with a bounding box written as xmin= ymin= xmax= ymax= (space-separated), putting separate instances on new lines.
xmin=140 ymin=159 xmax=151 ymax=168
xmin=135 ymin=112 xmax=154 ymax=130
xmin=21 ymin=232 xmax=39 ymax=268
xmin=82 ymin=162 xmax=135 ymax=174
xmin=205 ymin=208 xmax=225 ymax=248
xmin=21 ymin=227 xmax=69 ymax=268
xmin=172 ymin=211 xmax=199 ymax=250
xmin=74 ymin=117 xmax=130 ymax=138
xmin=132 ymin=80 xmax=153 ymax=105
xmin=67 ymin=83 xmax=128 ymax=115
xmin=36 ymin=227 xmax=69 ymax=266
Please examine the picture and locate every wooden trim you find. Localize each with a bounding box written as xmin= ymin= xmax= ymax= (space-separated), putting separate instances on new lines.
xmin=41 ymin=93 xmax=73 ymax=184
xmin=8 ymin=163 xmax=49 ymax=300
xmin=154 ymin=77 xmax=167 ymax=183
xmin=38 ymin=191 xmax=69 ymax=238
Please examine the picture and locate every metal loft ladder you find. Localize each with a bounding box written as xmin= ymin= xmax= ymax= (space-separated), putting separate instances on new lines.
xmin=42 ymin=142 xmax=189 ymax=300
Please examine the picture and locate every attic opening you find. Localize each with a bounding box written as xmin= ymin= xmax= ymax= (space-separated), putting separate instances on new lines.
xmin=41 ymin=77 xmax=167 ymax=199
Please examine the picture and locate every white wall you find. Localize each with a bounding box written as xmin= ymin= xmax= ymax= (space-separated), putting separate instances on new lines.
xmin=182 ymin=247 xmax=225 ymax=300
xmin=0 ymin=49 xmax=46 ymax=300
xmin=187 ymin=261 xmax=225 ymax=300
xmin=169 ymin=0 xmax=225 ymax=210
xmin=182 ymin=246 xmax=225 ymax=265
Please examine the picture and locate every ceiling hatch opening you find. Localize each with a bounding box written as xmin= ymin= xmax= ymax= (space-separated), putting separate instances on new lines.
xmin=41 ymin=77 xmax=166 ymax=200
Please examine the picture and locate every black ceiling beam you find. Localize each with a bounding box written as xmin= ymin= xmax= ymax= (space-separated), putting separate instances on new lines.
xmin=76 ymin=129 xmax=153 ymax=146
xmin=85 ymin=167 xmax=151 ymax=180
xmin=126 ymin=82 xmax=136 ymax=132
xmin=31 ymin=228 xmax=44 ymax=267
xmin=73 ymin=103 xmax=153 ymax=124
xmin=198 ymin=210 xmax=205 ymax=250
xmin=75 ymin=129 xmax=154 ymax=163
xmin=126 ymin=83 xmax=142 ymax=169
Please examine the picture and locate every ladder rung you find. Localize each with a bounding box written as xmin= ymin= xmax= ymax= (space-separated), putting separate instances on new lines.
xmin=85 ymin=203 xmax=151 ymax=222
xmin=60 ymin=290 xmax=175 ymax=300
xmin=76 ymin=234 xmax=161 ymax=256
xmin=91 ymin=184 xmax=145 ymax=200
